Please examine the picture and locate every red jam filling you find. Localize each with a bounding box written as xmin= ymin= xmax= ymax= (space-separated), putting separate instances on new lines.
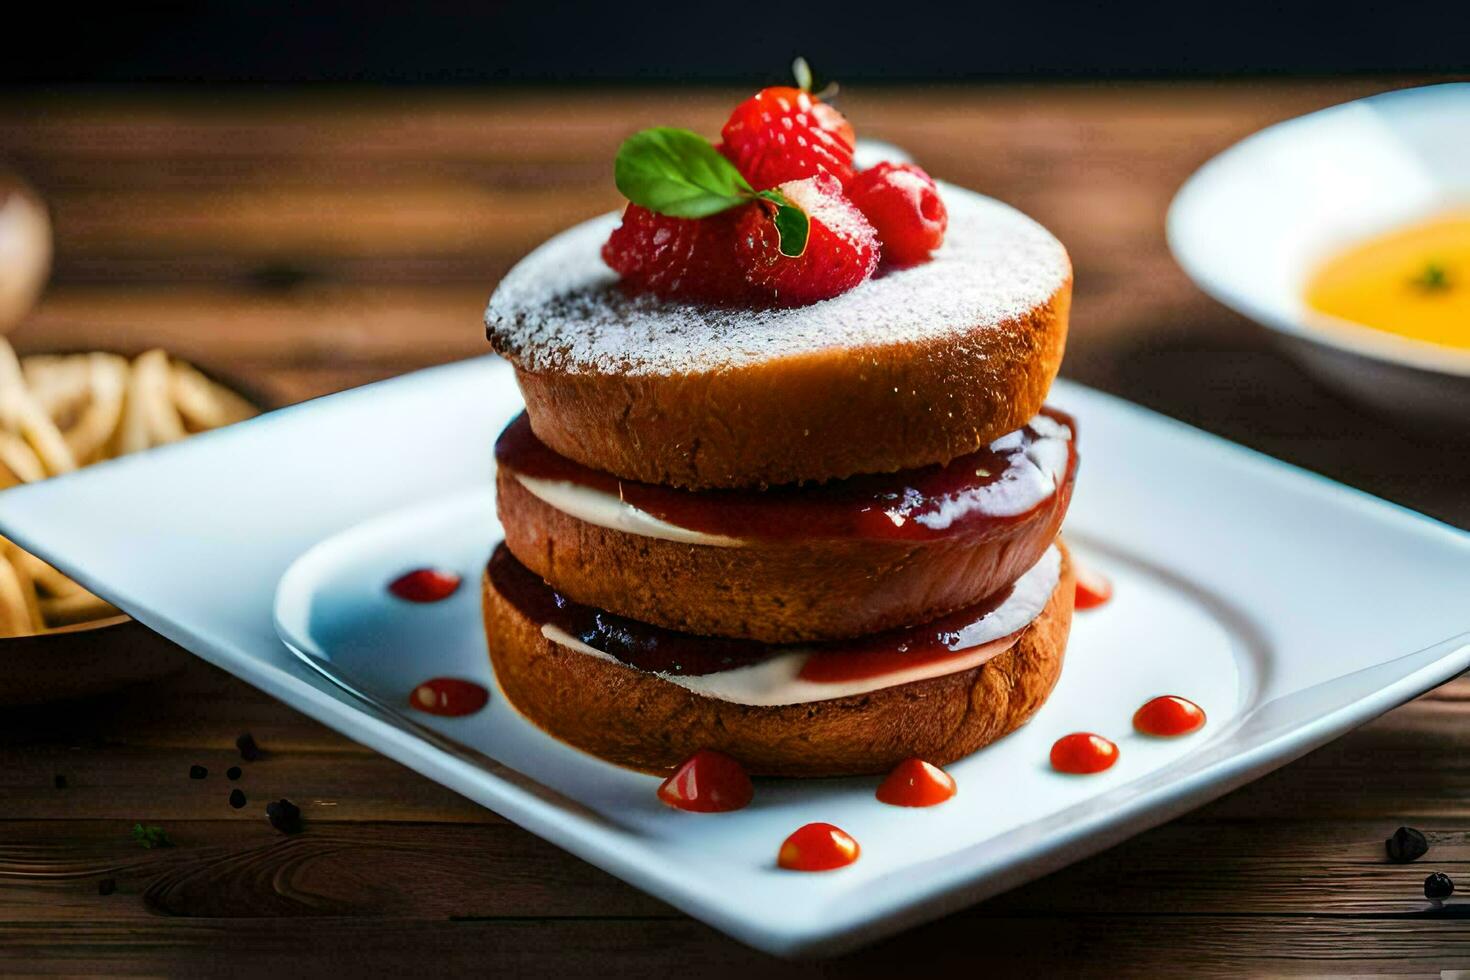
xmin=1133 ymin=696 xmax=1206 ymax=737
xmin=794 ymin=586 xmax=1015 ymax=682
xmin=409 ymin=677 xmax=489 ymax=717
xmin=490 ymin=544 xmax=772 ymax=675
xmin=389 ymin=568 xmax=462 ymax=603
xmin=494 ymin=408 xmax=1076 ymax=543
xmin=1050 ymin=732 xmax=1119 ymax=774
xmin=778 ymin=823 xmax=860 ymax=871
xmin=876 ymin=758 xmax=957 ymax=807
xmin=657 ymin=749 xmax=754 ymax=812
xmin=490 ymin=544 xmax=1026 ymax=682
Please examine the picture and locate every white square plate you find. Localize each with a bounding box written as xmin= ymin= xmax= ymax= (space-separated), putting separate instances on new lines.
xmin=1 ymin=355 xmax=1466 ymax=957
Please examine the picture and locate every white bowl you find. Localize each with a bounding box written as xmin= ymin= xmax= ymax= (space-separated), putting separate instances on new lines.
xmin=1167 ymin=83 xmax=1470 ymax=428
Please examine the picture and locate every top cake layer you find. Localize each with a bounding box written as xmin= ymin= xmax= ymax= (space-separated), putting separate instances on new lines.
xmin=484 ymin=183 xmax=1072 ymax=489
xmin=486 ymin=184 xmax=1070 ymax=377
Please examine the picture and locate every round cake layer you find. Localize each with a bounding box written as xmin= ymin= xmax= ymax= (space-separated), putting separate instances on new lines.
xmin=485 ymin=184 xmax=1071 ymax=489
xmin=482 ymin=542 xmax=1074 ymax=776
xmin=494 ymin=410 xmax=1076 ymax=642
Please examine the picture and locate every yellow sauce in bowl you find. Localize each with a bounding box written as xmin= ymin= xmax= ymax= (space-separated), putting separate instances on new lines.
xmin=1304 ymin=210 xmax=1470 ymax=350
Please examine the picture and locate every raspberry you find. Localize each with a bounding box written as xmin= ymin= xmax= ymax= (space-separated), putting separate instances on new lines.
xmin=846 ymin=162 xmax=948 ymax=265
xmin=736 ymin=174 xmax=879 ymax=306
xmin=720 ymin=87 xmax=856 ymax=191
xmin=601 ymin=203 xmax=753 ymax=304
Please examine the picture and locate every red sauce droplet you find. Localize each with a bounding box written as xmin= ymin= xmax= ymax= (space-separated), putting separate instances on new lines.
xmin=778 ymin=823 xmax=860 ymax=872
xmin=876 ymin=758 xmax=957 ymax=807
xmin=1050 ymin=732 xmax=1119 ymax=774
xmin=657 ymin=749 xmax=754 ymax=813
xmin=1074 ymin=564 xmax=1112 ymax=610
xmin=389 ymin=568 xmax=462 ymax=603
xmin=1133 ymin=696 xmax=1207 ymax=737
xmin=410 ymin=677 xmax=489 ymax=717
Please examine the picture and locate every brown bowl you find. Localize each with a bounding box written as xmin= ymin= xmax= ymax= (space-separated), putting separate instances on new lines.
xmin=0 ymin=350 xmax=272 ymax=704
xmin=0 ymin=616 xmax=190 ymax=706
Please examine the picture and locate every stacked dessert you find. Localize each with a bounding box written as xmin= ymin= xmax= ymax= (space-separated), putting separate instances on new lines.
xmin=483 ymin=81 xmax=1077 ymax=777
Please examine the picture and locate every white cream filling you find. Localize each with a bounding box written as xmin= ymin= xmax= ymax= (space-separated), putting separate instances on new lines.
xmin=511 ymin=413 xmax=1070 ymax=545
xmin=513 ymin=473 xmax=742 ymax=547
xmin=541 ymin=545 xmax=1061 ymax=707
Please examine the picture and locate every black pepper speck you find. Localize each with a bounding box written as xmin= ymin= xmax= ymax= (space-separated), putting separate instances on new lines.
xmin=235 ymin=733 xmax=261 ymax=761
xmin=53 ymin=773 xmax=67 ymax=789
xmin=229 ymin=788 xmax=247 ymax=809
xmin=226 ymin=766 xmax=242 ymax=781
xmin=266 ymin=798 xmax=303 ymax=835
xmin=189 ymin=765 xmax=208 ymax=780
xmin=1386 ymin=826 xmax=1428 ymax=863
xmin=1425 ymin=872 xmax=1455 ymax=902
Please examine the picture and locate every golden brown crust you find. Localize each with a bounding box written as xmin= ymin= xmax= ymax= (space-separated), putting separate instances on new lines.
xmin=483 ymin=543 xmax=1074 ymax=777
xmin=497 ymin=465 xmax=1071 ymax=643
xmin=508 ymin=280 xmax=1069 ymax=489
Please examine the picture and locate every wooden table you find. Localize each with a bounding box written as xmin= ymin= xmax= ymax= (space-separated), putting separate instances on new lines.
xmin=3 ymin=82 xmax=1468 ymax=976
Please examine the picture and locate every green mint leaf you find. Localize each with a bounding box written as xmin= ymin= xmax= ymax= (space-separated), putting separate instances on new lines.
xmin=613 ymin=127 xmax=809 ymax=258
xmin=132 ymin=823 xmax=174 ymax=849
xmin=614 ymin=128 xmax=753 ymax=219
xmin=792 ymin=56 xmax=813 ymax=93
xmin=757 ymin=190 xmax=810 ymax=258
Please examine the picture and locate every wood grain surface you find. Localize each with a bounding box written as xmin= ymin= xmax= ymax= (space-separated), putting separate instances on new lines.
xmin=2 ymin=81 xmax=1468 ymax=977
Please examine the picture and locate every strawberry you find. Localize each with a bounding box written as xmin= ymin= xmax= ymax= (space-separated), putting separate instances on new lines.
xmin=735 ymin=173 xmax=879 ymax=306
xmin=846 ymin=162 xmax=948 ymax=266
xmin=601 ymin=203 xmax=753 ymax=304
xmin=720 ymin=87 xmax=856 ymax=191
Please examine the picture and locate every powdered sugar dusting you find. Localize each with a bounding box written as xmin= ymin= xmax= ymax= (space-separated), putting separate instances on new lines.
xmin=485 ymin=183 xmax=1070 ymax=376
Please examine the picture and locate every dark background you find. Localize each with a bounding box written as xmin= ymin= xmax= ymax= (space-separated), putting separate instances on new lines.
xmin=7 ymin=0 xmax=1470 ymax=84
